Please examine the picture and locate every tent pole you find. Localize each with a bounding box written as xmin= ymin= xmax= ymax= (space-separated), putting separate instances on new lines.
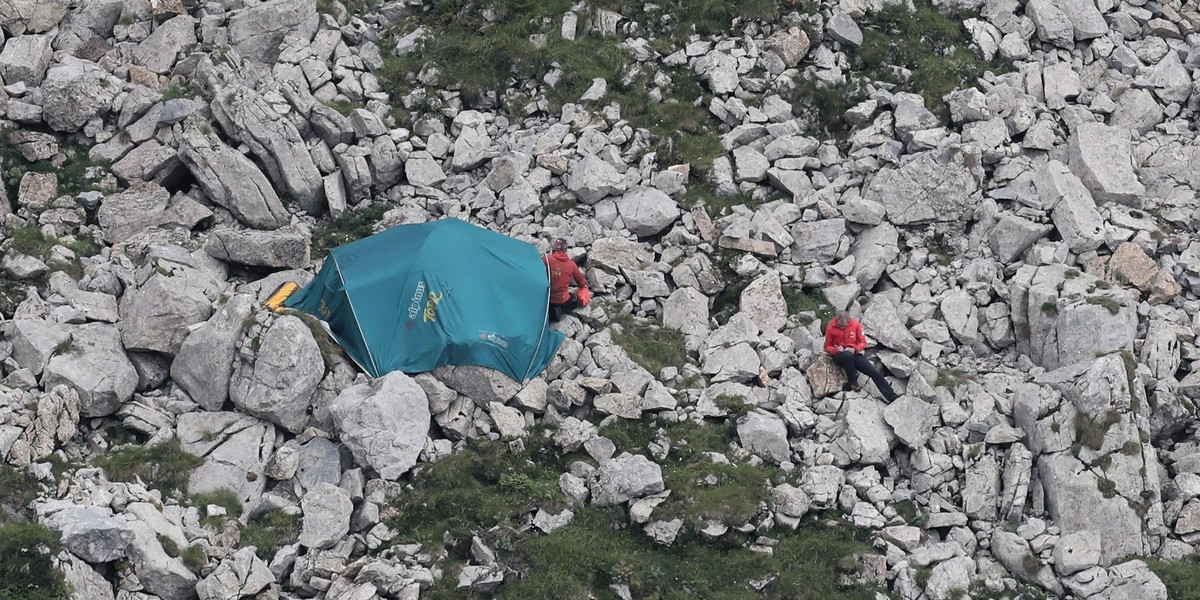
xmin=520 ymin=252 xmax=554 ymax=383
xmin=333 ymin=253 xmax=381 ymax=378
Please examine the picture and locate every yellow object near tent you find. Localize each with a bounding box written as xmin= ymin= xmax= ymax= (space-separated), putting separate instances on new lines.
xmin=263 ymin=282 xmax=300 ymax=312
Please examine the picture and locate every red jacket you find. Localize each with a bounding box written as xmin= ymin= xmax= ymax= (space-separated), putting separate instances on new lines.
xmin=825 ymin=318 xmax=867 ymax=354
xmin=544 ymin=251 xmax=587 ymax=304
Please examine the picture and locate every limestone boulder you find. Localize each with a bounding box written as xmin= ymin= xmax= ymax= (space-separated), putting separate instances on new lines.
xmin=230 ymin=315 xmax=324 ymax=433
xmin=329 ymin=371 xmax=431 ymax=480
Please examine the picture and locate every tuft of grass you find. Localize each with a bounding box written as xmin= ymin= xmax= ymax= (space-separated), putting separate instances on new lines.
xmin=240 ymin=509 xmax=301 ymax=560
xmin=0 ymin=522 xmax=71 ymax=600
xmin=158 ymin=534 xmax=180 ymax=558
xmin=783 ymin=284 xmax=835 ymax=326
xmin=1073 ymin=410 xmax=1120 ymax=453
xmin=191 ymin=489 xmax=243 ymax=528
xmin=324 ymin=99 xmax=360 ymax=117
xmin=1097 ymin=477 xmax=1117 ymax=498
xmin=93 ymin=440 xmax=205 ymax=498
xmin=310 ymin=202 xmax=390 ymax=257
xmin=1085 ymin=296 xmax=1122 ymax=315
xmin=1040 ymin=301 xmax=1058 ymax=316
xmin=0 ymin=466 xmax=40 ymax=519
xmin=611 ymin=316 xmax=688 ymax=375
xmin=161 ymin=82 xmax=204 ymax=102
xmin=181 ymin=544 xmax=207 ymax=574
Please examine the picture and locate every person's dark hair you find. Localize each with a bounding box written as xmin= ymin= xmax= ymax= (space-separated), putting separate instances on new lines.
xmin=553 ymin=238 xmax=568 ymax=252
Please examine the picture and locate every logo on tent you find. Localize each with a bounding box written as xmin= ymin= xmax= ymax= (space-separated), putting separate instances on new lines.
xmin=479 ymin=331 xmax=508 ymax=349
xmin=423 ymin=290 xmax=444 ymax=323
xmin=407 ymin=281 xmax=427 ymax=321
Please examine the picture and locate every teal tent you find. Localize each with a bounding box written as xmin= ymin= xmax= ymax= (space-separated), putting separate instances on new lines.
xmin=285 ymin=218 xmax=564 ymax=382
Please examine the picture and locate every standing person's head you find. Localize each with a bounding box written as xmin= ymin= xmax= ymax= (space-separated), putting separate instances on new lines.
xmin=552 ymin=238 xmax=568 ymax=253
xmin=835 ymin=310 xmax=851 ymax=327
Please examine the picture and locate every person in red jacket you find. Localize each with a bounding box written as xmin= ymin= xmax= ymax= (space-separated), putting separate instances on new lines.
xmin=824 ymin=310 xmax=897 ymax=402
xmin=543 ymin=238 xmax=590 ymax=322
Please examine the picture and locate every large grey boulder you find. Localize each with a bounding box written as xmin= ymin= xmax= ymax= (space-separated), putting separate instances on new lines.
xmin=196 ymin=547 xmax=274 ymax=600
xmin=205 ymin=226 xmax=311 ymax=269
xmin=178 ymin=127 xmax=288 ymax=230
xmin=991 ymin=530 xmax=1063 ymax=593
xmin=616 ymin=187 xmax=680 ymax=236
xmin=791 ymin=218 xmax=845 ymax=263
xmin=1057 ymin=0 xmax=1107 ymax=39
xmin=1039 ymin=453 xmax=1145 ymax=563
xmin=1010 ymin=265 xmax=1136 ymax=369
xmin=1067 ymin=123 xmax=1144 ymax=206
xmin=0 ymin=34 xmax=52 ymax=86
xmin=119 ymin=268 xmax=219 ymax=356
xmin=663 ymin=287 xmax=710 ymax=340
xmin=134 ymin=14 xmax=196 ymax=74
xmin=126 ymin=520 xmax=198 ymax=600
xmin=97 ymin=183 xmax=172 ymax=244
xmin=45 ymin=506 xmax=135 ymax=563
xmin=230 ymin=315 xmax=324 ymax=433
xmin=0 ymin=0 xmax=67 ymax=35
xmin=300 ymin=482 xmax=352 ymax=550
xmin=41 ymin=56 xmax=122 ymax=132
xmin=739 ymin=271 xmax=787 ymax=333
xmin=329 ymin=371 xmax=431 ymax=480
xmin=1033 ymin=160 xmax=1103 ymax=252
xmin=450 ymin=123 xmax=493 ymax=172
xmin=406 ymin=152 xmax=448 ymax=188
xmin=566 ymin=155 xmax=626 ymax=204
xmin=737 ymin=410 xmax=790 ymax=463
xmin=1026 ymin=0 xmax=1074 ymax=47
xmin=988 ymin=214 xmax=1052 ymax=263
xmin=850 ymin=222 xmax=899 ymax=290
xmin=211 ymin=84 xmax=325 ymax=215
xmin=57 ymin=553 xmax=115 ymax=600
xmin=861 ymin=295 xmax=918 ymax=356
xmin=172 ymin=295 xmax=255 ymax=411
xmin=884 ymin=395 xmax=937 ymax=448
xmin=589 ymin=454 xmax=665 ymax=506
xmin=433 ymin=364 xmax=519 ymax=405
xmin=830 ymin=398 xmax=894 ymax=466
xmin=228 ymin=0 xmax=318 ymax=64
xmin=42 ymin=323 xmax=137 ymax=417
xmin=179 ymin=411 xmax=274 ymax=516
xmin=863 ymin=150 xmax=979 ymax=225
xmin=5 ymin=319 xmax=70 ymax=376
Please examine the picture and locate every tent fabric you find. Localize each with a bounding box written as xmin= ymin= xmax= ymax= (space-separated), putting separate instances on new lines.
xmin=285 ymin=218 xmax=564 ymax=382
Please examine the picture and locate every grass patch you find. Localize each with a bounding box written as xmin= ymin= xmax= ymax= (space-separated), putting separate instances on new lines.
xmin=240 ymin=509 xmax=301 ymax=560
xmin=310 ymin=202 xmax=390 ymax=257
xmin=787 ymin=77 xmax=870 ymax=140
xmin=324 ymin=99 xmax=360 ymax=117
xmin=853 ymin=0 xmax=1010 ymax=124
xmin=611 ymin=316 xmax=688 ymax=375
xmin=782 ymin=284 xmax=834 ymax=326
xmin=1073 ymin=410 xmax=1120 ymax=453
xmin=93 ymin=440 xmax=204 ymax=498
xmin=0 ymin=522 xmax=70 ymax=600
xmin=1040 ymin=301 xmax=1057 ymax=316
xmin=386 ymin=437 xmax=564 ymax=549
xmin=191 ymin=489 xmax=243 ymax=528
xmin=181 ymin=544 xmax=207 ymax=575
xmin=597 ymin=0 xmax=782 ymax=40
xmin=0 ymin=465 xmax=40 ymax=519
xmin=380 ymin=2 xmax=724 ymax=171
xmin=158 ymin=534 xmax=180 ymax=558
xmin=1085 ymin=296 xmax=1122 ymax=315
xmin=1147 ymin=556 xmax=1200 ymax=600
xmin=161 ymin=81 xmax=205 ymax=101
xmin=0 ymin=133 xmax=110 ymax=199
xmin=652 ymin=421 xmax=772 ymax=528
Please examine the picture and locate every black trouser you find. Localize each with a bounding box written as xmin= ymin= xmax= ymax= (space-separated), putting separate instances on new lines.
xmin=832 ymin=350 xmax=897 ymax=401
xmin=549 ymin=296 xmax=581 ymax=322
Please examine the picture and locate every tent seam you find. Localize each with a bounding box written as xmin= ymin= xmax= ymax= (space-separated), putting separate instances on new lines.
xmin=520 ymin=251 xmax=554 ymax=383
xmin=333 ymin=253 xmax=380 ymax=378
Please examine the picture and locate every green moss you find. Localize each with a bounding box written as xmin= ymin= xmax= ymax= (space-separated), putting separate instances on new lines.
xmin=611 ymin=316 xmax=688 ymax=375
xmin=0 ymin=466 xmax=40 ymax=518
xmin=239 ymin=509 xmax=301 ymax=560
xmin=0 ymin=522 xmax=71 ymax=600
xmin=1085 ymin=295 xmax=1122 ymax=315
xmin=93 ymin=440 xmax=205 ymax=498
xmin=1096 ymin=477 xmax=1117 ymax=498
xmin=323 ymin=99 xmax=360 ymax=117
xmin=934 ymin=368 xmax=970 ymax=389
xmin=311 ymin=202 xmax=390 ymax=257
xmin=1040 ymin=301 xmax=1058 ymax=316
xmin=158 ymin=534 xmax=180 ymax=558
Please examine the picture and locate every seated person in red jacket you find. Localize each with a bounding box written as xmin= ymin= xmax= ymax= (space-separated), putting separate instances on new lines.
xmin=543 ymin=238 xmax=590 ymax=322
xmin=824 ymin=310 xmax=897 ymax=402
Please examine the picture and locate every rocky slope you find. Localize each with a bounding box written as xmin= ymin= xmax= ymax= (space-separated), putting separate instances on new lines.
xmin=2 ymin=0 xmax=1200 ymax=598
